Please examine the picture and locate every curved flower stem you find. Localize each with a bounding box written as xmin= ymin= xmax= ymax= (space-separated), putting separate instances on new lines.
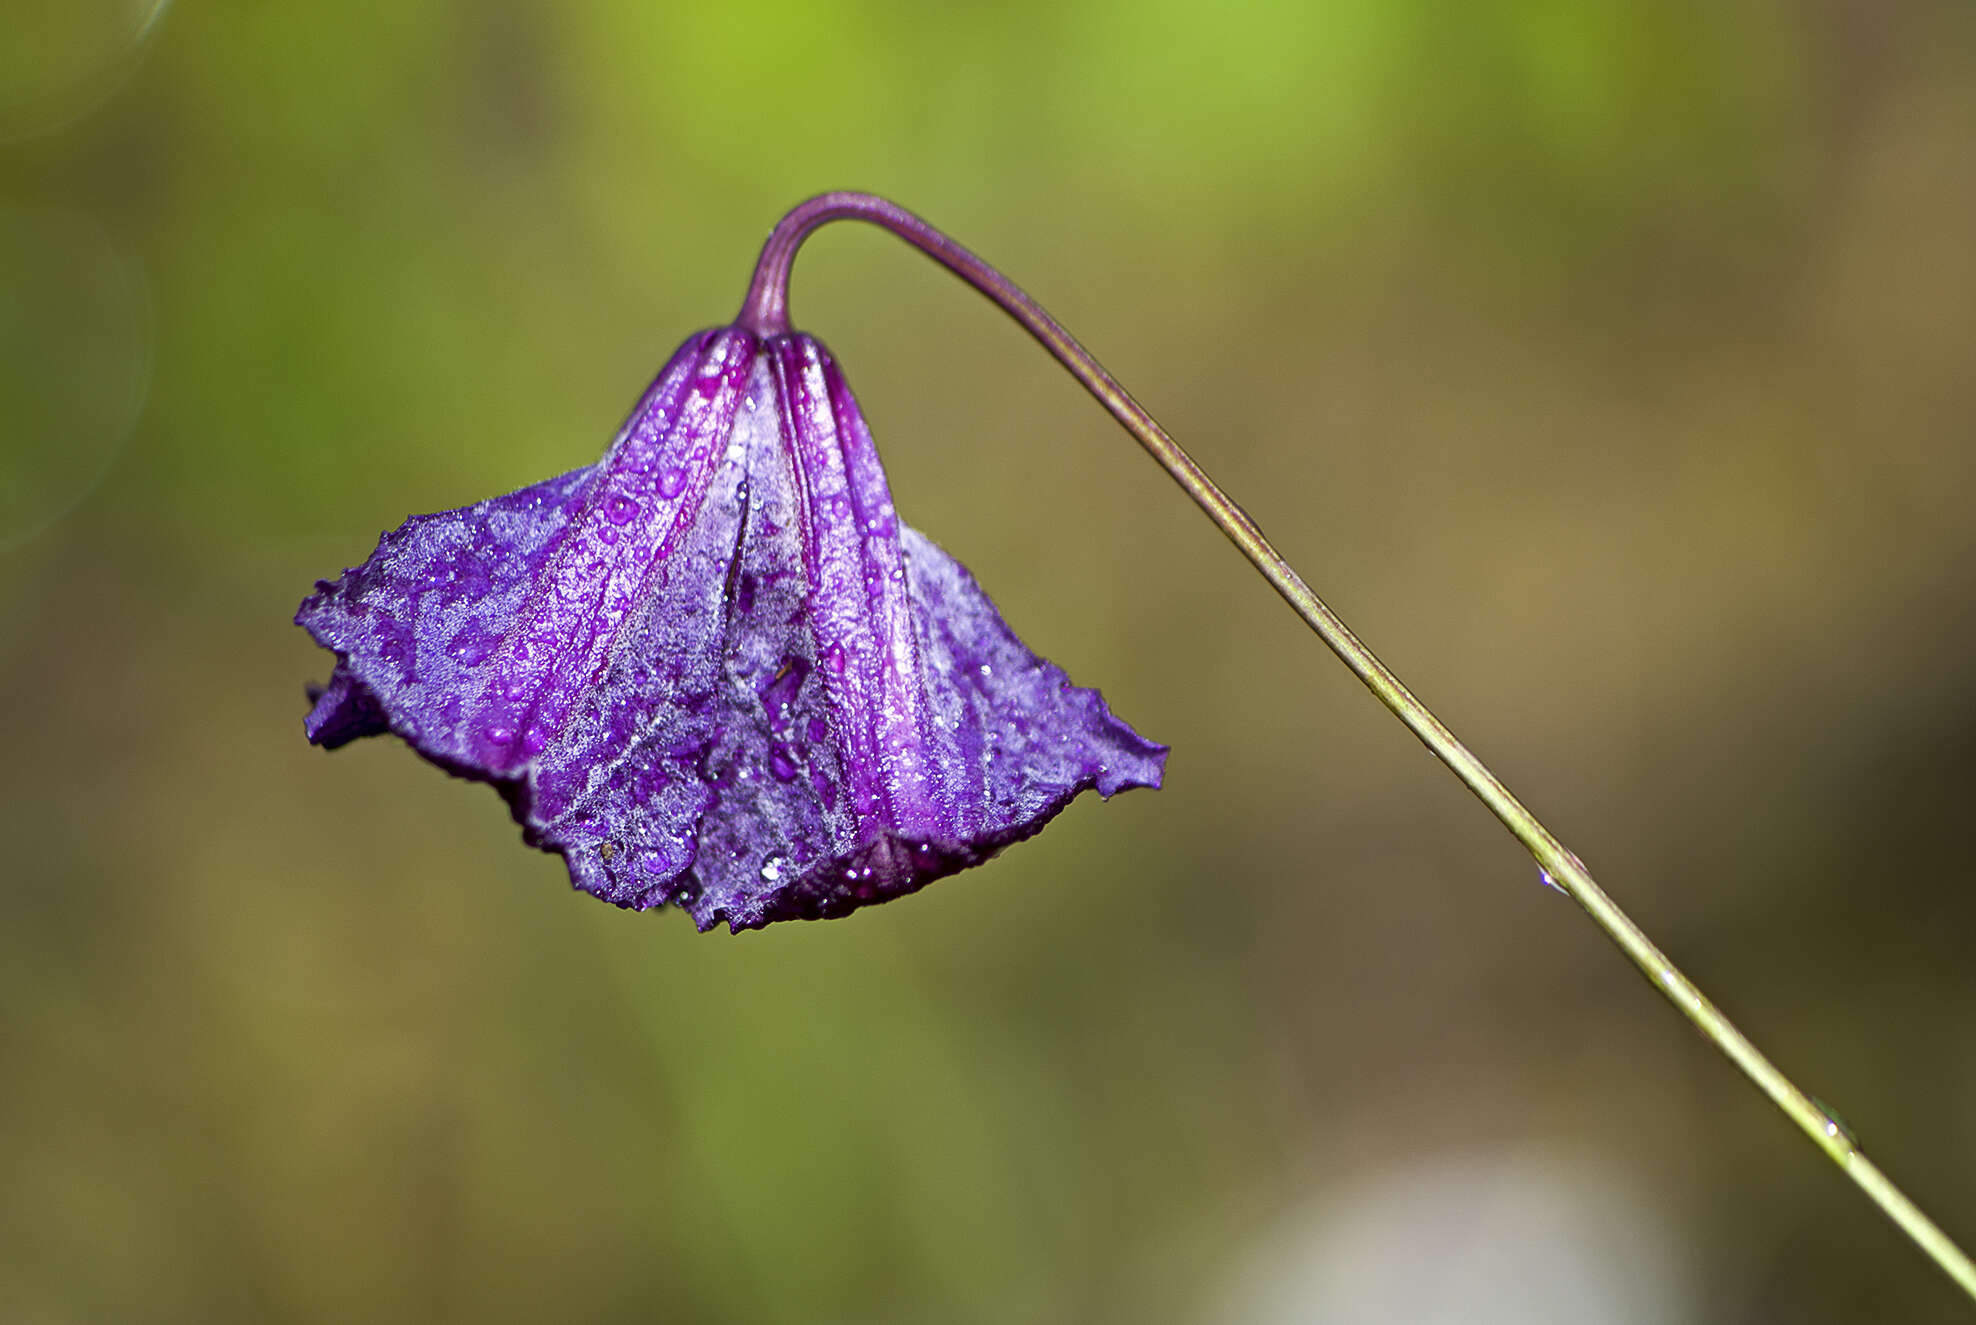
xmin=739 ymin=191 xmax=1976 ymax=1299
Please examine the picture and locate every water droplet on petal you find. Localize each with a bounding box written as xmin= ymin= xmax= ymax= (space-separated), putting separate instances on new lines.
xmin=659 ymin=466 xmax=688 ymax=499
xmin=825 ymin=643 xmax=847 ymax=674
xmin=604 ymin=494 xmax=639 ymax=525
xmin=520 ymin=720 xmax=553 ymax=756
xmin=635 ymin=839 xmax=691 ymax=879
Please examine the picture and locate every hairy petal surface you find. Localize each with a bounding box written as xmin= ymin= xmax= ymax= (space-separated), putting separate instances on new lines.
xmin=298 ymin=327 xmax=1165 ymax=930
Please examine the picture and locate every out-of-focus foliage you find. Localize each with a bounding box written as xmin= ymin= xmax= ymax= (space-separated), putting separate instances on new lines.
xmin=3 ymin=2 xmax=1974 ymax=1321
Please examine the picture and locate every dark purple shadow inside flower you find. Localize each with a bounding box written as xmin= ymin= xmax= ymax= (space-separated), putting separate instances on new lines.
xmin=298 ymin=327 xmax=1165 ymax=931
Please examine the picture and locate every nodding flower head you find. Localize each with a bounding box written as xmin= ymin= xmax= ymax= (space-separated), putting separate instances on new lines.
xmin=298 ymin=305 xmax=1165 ymax=931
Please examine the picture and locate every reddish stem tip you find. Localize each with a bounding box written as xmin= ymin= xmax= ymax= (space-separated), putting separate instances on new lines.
xmin=735 ymin=192 xmax=991 ymax=338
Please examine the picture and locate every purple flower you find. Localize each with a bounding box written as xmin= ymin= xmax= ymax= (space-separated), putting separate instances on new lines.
xmin=298 ymin=326 xmax=1165 ymax=930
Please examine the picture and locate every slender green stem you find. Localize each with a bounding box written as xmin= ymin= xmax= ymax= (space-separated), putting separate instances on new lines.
xmin=740 ymin=192 xmax=1976 ymax=1300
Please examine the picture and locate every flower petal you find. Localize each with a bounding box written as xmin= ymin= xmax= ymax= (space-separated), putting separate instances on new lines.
xmin=298 ymin=327 xmax=1165 ymax=930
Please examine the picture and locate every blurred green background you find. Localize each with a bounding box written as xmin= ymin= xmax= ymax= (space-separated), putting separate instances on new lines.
xmin=5 ymin=1 xmax=1975 ymax=1320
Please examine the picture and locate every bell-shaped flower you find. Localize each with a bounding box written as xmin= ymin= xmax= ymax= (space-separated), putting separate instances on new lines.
xmin=298 ymin=326 xmax=1165 ymax=930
